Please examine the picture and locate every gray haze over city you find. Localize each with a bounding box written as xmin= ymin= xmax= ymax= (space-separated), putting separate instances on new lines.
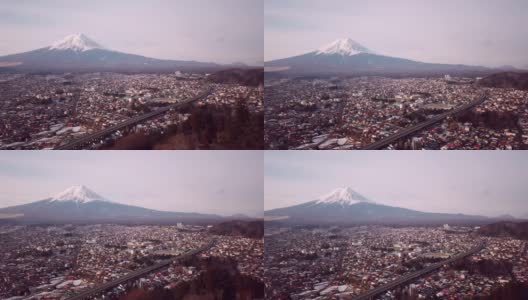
xmin=265 ymin=0 xmax=528 ymax=68
xmin=0 ymin=0 xmax=263 ymax=65
xmin=0 ymin=151 xmax=263 ymax=217
xmin=265 ymin=151 xmax=528 ymax=218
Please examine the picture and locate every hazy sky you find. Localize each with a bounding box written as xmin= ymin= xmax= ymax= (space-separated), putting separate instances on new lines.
xmin=0 ymin=151 xmax=263 ymax=217
xmin=265 ymin=151 xmax=528 ymax=218
xmin=0 ymin=0 xmax=263 ymax=65
xmin=265 ymin=0 xmax=528 ymax=68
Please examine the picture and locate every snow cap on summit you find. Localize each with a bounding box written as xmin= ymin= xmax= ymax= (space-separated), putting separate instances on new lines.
xmin=49 ymin=33 xmax=104 ymax=52
xmin=315 ymin=187 xmax=374 ymax=205
xmin=50 ymin=185 xmax=109 ymax=203
xmin=316 ymin=38 xmax=375 ymax=56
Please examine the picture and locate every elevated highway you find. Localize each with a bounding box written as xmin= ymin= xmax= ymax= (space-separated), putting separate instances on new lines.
xmin=55 ymin=88 xmax=213 ymax=150
xmin=66 ymin=239 xmax=215 ymax=300
xmin=362 ymin=93 xmax=487 ymax=150
xmin=350 ymin=243 xmax=485 ymax=300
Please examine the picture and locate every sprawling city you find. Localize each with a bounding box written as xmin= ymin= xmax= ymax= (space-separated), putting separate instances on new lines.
xmin=264 ymin=77 xmax=528 ymax=150
xmin=3 ymin=0 xmax=528 ymax=300
xmin=264 ymin=151 xmax=528 ymax=300
xmin=0 ymin=0 xmax=264 ymax=150
xmin=264 ymin=0 xmax=528 ymax=150
xmin=0 ymin=151 xmax=264 ymax=300
xmin=265 ymin=225 xmax=527 ymax=299
xmin=0 ymin=72 xmax=263 ymax=150
xmin=1 ymin=223 xmax=263 ymax=300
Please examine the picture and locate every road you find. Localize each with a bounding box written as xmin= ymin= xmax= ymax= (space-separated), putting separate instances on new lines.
xmin=54 ymin=88 xmax=213 ymax=150
xmin=350 ymin=243 xmax=485 ymax=300
xmin=66 ymin=239 xmax=215 ymax=300
xmin=362 ymin=92 xmax=487 ymax=150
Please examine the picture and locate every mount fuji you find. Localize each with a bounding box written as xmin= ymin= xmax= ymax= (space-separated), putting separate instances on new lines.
xmin=315 ymin=38 xmax=376 ymax=56
xmin=49 ymin=33 xmax=105 ymax=52
xmin=315 ymin=187 xmax=375 ymax=206
xmin=49 ymin=185 xmax=110 ymax=203
xmin=265 ymin=187 xmax=490 ymax=225
xmin=265 ymin=37 xmax=490 ymax=77
xmin=0 ymin=185 xmax=224 ymax=224
xmin=0 ymin=33 xmax=221 ymax=73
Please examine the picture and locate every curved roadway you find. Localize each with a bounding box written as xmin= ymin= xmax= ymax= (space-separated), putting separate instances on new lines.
xmin=350 ymin=243 xmax=485 ymax=300
xmin=66 ymin=239 xmax=215 ymax=300
xmin=362 ymin=92 xmax=487 ymax=150
xmin=55 ymin=88 xmax=213 ymax=150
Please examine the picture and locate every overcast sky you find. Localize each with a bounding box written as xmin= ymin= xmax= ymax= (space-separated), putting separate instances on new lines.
xmin=0 ymin=0 xmax=263 ymax=65
xmin=265 ymin=0 xmax=528 ymax=68
xmin=0 ymin=151 xmax=263 ymax=217
xmin=265 ymin=151 xmax=528 ymax=218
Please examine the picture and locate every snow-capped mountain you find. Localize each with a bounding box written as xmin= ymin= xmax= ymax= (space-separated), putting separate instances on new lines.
xmin=49 ymin=185 xmax=109 ymax=203
xmin=265 ymin=37 xmax=489 ymax=76
xmin=315 ymin=187 xmax=373 ymax=205
xmin=265 ymin=187 xmax=488 ymax=225
xmin=49 ymin=33 xmax=105 ymax=52
xmin=316 ymin=38 xmax=374 ymax=56
xmin=0 ymin=186 xmax=223 ymax=224
xmin=0 ymin=33 xmax=221 ymax=73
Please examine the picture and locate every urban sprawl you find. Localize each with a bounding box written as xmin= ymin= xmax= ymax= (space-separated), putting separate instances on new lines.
xmin=0 ymin=72 xmax=263 ymax=149
xmin=265 ymin=77 xmax=528 ymax=150
xmin=0 ymin=224 xmax=263 ymax=299
xmin=265 ymin=225 xmax=528 ymax=299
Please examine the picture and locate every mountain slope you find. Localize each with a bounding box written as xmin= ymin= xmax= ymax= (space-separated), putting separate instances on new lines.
xmin=265 ymin=187 xmax=488 ymax=225
xmin=478 ymin=221 xmax=528 ymax=240
xmin=265 ymin=38 xmax=490 ymax=76
xmin=0 ymin=185 xmax=222 ymax=224
xmin=478 ymin=72 xmax=528 ymax=91
xmin=0 ymin=33 xmax=221 ymax=73
xmin=209 ymin=220 xmax=264 ymax=239
xmin=207 ymin=68 xmax=264 ymax=87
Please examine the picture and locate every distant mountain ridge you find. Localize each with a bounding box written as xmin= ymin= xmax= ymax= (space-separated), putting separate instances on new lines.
xmin=265 ymin=38 xmax=492 ymax=77
xmin=0 ymin=186 xmax=226 ymax=224
xmin=265 ymin=187 xmax=497 ymax=225
xmin=0 ymin=33 xmax=223 ymax=73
